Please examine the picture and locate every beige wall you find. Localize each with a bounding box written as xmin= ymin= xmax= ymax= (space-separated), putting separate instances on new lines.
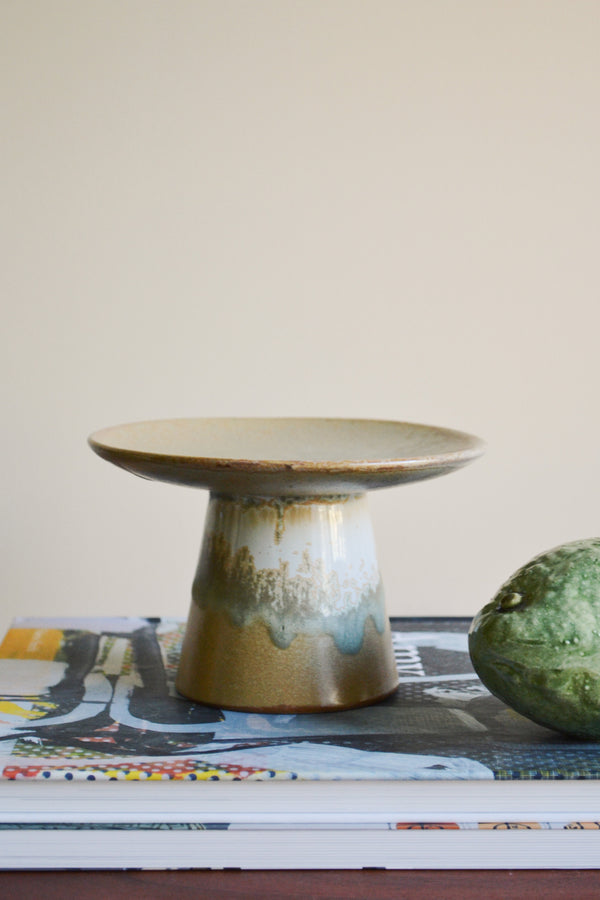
xmin=2 ymin=1 xmax=600 ymax=629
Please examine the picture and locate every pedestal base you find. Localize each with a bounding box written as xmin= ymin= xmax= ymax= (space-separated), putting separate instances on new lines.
xmin=176 ymin=493 xmax=399 ymax=712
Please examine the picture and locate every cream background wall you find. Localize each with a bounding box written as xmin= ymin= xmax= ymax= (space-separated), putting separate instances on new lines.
xmin=2 ymin=1 xmax=599 ymax=629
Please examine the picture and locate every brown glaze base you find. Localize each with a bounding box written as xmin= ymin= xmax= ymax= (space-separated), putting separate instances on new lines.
xmin=180 ymin=682 xmax=400 ymax=715
xmin=176 ymin=603 xmax=399 ymax=713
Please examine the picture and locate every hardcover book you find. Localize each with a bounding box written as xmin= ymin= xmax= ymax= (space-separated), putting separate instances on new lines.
xmin=1 ymin=616 xmax=600 ymax=869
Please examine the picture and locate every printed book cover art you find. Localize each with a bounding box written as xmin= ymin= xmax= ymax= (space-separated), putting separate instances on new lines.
xmin=2 ymin=821 xmax=600 ymax=832
xmin=1 ymin=616 xmax=600 ymax=784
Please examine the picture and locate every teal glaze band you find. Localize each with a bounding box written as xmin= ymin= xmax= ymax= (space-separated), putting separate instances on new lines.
xmin=192 ymin=534 xmax=386 ymax=654
xmin=192 ymin=492 xmax=386 ymax=654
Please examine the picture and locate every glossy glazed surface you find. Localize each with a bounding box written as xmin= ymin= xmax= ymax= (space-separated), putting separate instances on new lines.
xmin=89 ymin=417 xmax=484 ymax=497
xmin=89 ymin=416 xmax=484 ymax=710
xmin=176 ymin=493 xmax=399 ymax=711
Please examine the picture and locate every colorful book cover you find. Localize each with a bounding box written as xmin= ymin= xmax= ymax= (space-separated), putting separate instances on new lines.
xmin=1 ymin=821 xmax=600 ymax=831
xmin=1 ymin=615 xmax=600 ymax=785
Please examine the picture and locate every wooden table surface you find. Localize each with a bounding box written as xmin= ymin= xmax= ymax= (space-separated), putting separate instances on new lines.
xmin=2 ymin=869 xmax=600 ymax=899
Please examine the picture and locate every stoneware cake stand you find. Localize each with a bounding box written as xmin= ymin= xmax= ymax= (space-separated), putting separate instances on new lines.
xmin=88 ymin=417 xmax=484 ymax=713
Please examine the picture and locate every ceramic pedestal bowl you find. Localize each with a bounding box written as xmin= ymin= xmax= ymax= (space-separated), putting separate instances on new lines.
xmin=89 ymin=417 xmax=484 ymax=712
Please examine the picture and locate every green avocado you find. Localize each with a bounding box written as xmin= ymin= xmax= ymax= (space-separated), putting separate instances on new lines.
xmin=469 ymin=538 xmax=600 ymax=739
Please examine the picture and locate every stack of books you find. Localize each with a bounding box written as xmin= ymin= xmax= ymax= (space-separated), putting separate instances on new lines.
xmin=1 ymin=615 xmax=599 ymax=869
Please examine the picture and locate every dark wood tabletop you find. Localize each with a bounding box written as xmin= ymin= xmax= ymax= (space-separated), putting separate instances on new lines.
xmin=1 ymin=869 xmax=600 ymax=899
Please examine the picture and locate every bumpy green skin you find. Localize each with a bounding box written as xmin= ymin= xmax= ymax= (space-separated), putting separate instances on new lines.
xmin=469 ymin=538 xmax=600 ymax=739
